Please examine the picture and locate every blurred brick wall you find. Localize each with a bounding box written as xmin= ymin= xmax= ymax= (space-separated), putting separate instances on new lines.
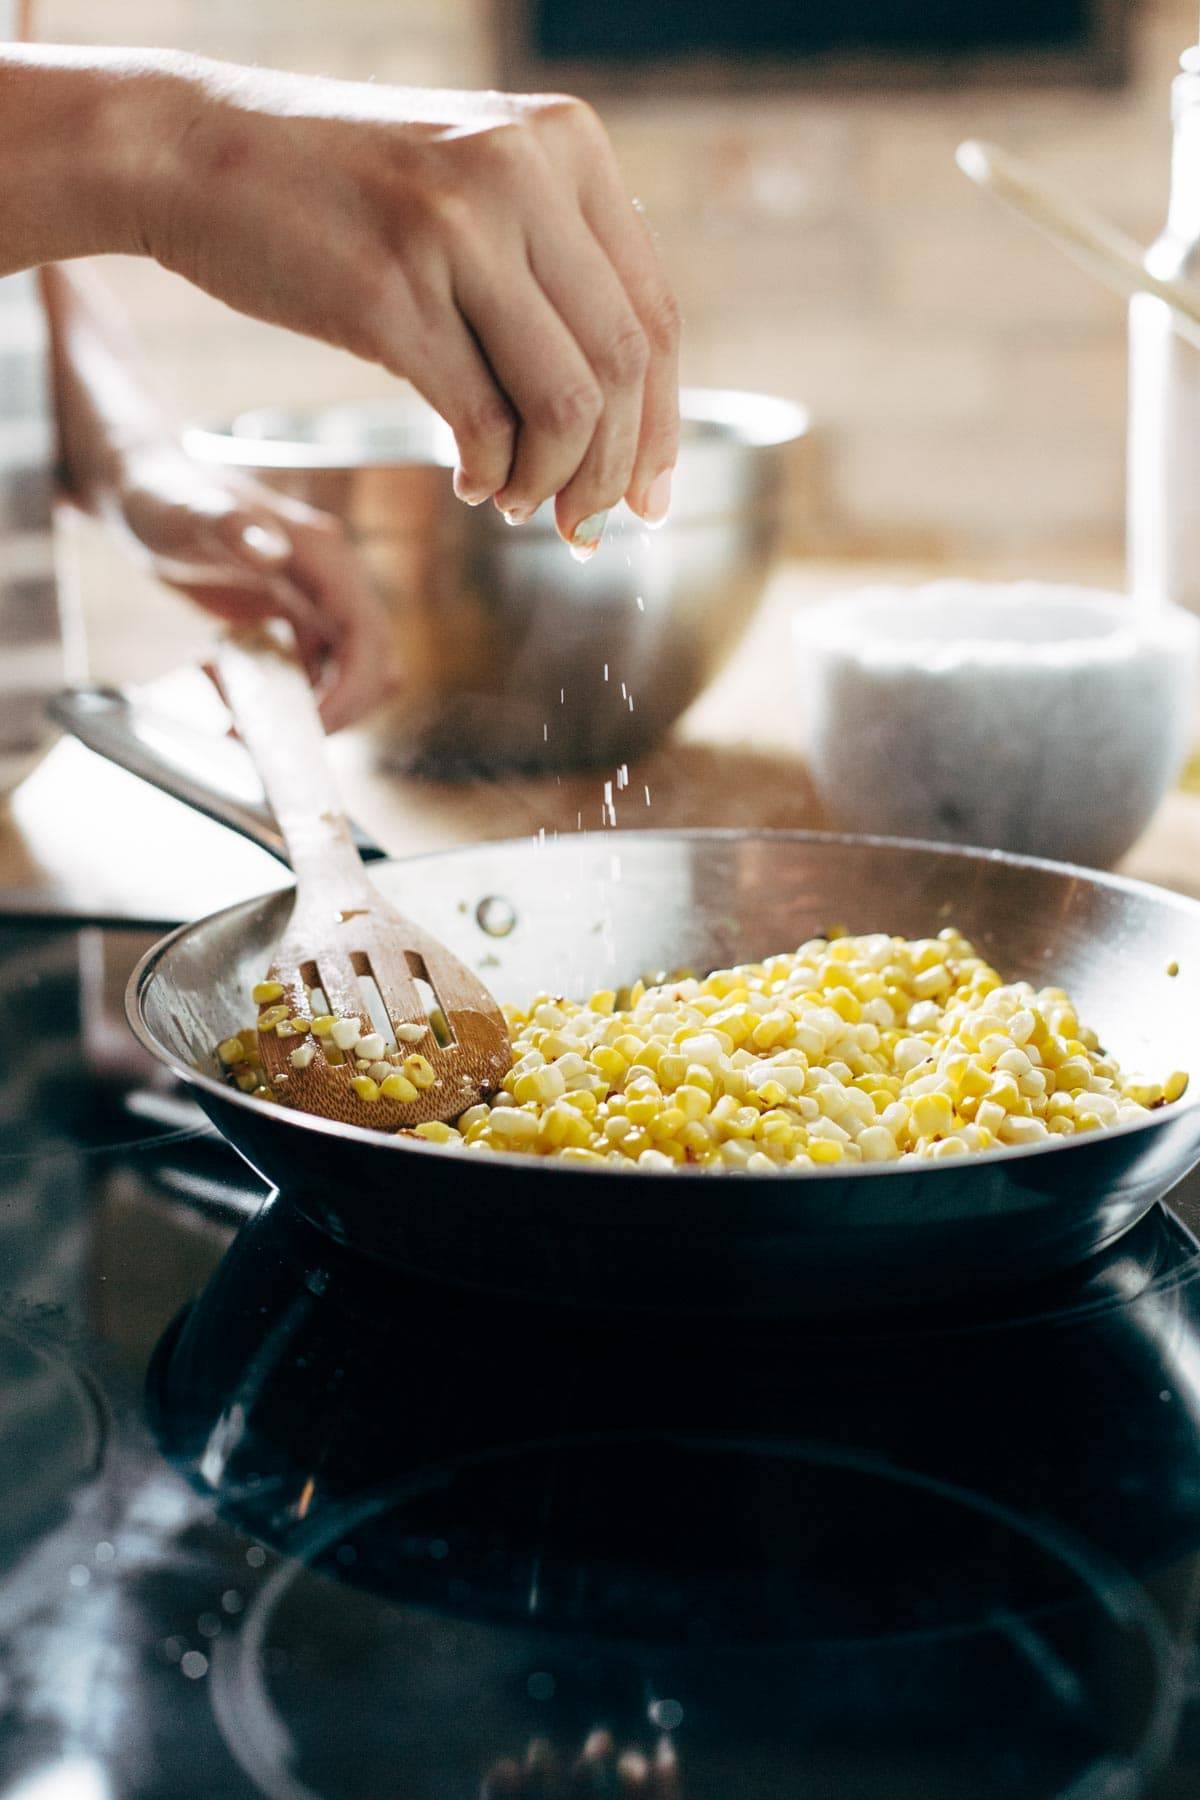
xmin=35 ymin=0 xmax=1198 ymax=558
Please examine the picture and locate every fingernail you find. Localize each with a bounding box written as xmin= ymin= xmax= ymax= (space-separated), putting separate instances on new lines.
xmin=641 ymin=469 xmax=672 ymax=528
xmin=453 ymin=466 xmax=490 ymax=506
xmin=499 ymin=502 xmax=533 ymax=527
xmin=240 ymin=522 xmax=291 ymax=564
xmin=569 ymin=511 xmax=608 ymax=562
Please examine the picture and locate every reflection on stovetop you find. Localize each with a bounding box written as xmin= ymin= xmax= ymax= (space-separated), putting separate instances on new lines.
xmin=8 ymin=920 xmax=1200 ymax=1797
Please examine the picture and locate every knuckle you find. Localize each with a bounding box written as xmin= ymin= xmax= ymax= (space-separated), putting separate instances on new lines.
xmin=457 ymin=391 xmax=516 ymax=455
xmin=480 ymin=119 xmax=538 ymax=175
xmin=530 ymin=378 xmax=603 ymax=437
xmin=533 ymin=92 xmax=603 ymax=141
xmin=643 ymin=287 xmax=683 ymax=355
xmin=596 ymin=318 xmax=649 ymax=390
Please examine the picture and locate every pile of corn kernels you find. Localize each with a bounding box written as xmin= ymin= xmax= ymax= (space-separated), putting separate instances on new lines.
xmin=216 ymin=928 xmax=1188 ymax=1172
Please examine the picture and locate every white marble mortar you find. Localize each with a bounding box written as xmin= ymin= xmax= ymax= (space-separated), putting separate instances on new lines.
xmin=793 ymin=581 xmax=1199 ymax=868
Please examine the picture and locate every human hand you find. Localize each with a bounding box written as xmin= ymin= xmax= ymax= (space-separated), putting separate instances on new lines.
xmin=481 ymin=1729 xmax=681 ymax=1797
xmin=140 ymin=65 xmax=680 ymax=556
xmin=114 ymin=446 xmax=396 ymax=730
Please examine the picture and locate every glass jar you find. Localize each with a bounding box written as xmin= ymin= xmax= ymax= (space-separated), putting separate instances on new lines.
xmin=1128 ymin=49 xmax=1200 ymax=612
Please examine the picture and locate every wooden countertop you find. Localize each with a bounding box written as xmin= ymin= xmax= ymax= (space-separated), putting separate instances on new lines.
xmin=4 ymin=527 xmax=1200 ymax=923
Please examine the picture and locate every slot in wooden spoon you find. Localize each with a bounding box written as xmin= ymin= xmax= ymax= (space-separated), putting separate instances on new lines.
xmin=216 ymin=631 xmax=511 ymax=1132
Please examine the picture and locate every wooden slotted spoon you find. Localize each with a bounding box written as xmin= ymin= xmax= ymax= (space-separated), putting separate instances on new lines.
xmin=215 ymin=631 xmax=511 ymax=1132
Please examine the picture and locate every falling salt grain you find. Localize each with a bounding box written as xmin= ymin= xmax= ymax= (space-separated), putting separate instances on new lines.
xmin=603 ymin=663 xmax=609 ymax=682
xmin=644 ymin=785 xmax=652 ymax=806
xmin=636 ymin=594 xmax=645 ymax=611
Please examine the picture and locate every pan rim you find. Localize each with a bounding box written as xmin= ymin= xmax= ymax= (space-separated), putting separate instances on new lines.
xmin=125 ymin=826 xmax=1200 ymax=1185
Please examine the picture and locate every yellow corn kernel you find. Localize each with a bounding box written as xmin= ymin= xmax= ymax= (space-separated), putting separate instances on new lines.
xmin=310 ymin=1014 xmax=336 ymax=1037
xmin=1053 ymin=1057 xmax=1093 ymax=1093
xmin=252 ymin=980 xmax=285 ymax=1005
xmin=910 ymin=1091 xmax=954 ymax=1139
xmin=809 ymin=1138 xmax=844 ymax=1164
xmin=911 ymin=965 xmax=952 ymax=1000
xmin=589 ymin=990 xmax=616 ymax=1014
xmin=351 ymin=1075 xmax=381 ymax=1103
xmin=234 ymin=1067 xmax=261 ymax=1092
xmin=413 ymin=1121 xmax=456 ymax=1143
xmin=559 ymin=1146 xmax=607 ymax=1164
xmin=257 ymin=1004 xmax=290 ymax=1030
xmin=674 ymin=1083 xmax=711 ymax=1121
xmin=380 ymin=1072 xmax=419 ymax=1103
xmin=649 ymin=1107 xmax=687 ymax=1142
xmin=323 ymin=1045 xmax=346 ymax=1067
xmin=653 ymin=1052 xmax=687 ymax=1090
xmin=592 ymin=1045 xmax=627 ymax=1083
xmin=1165 ymin=1070 xmax=1190 ymax=1104
xmin=826 ymin=991 xmax=862 ymax=1025
xmin=1124 ymin=1077 xmax=1164 ymax=1109
xmin=958 ymin=1062 xmax=992 ymax=1100
xmin=217 ymin=1036 xmax=245 ymax=1066
xmin=626 ymin=1094 xmax=662 ymax=1126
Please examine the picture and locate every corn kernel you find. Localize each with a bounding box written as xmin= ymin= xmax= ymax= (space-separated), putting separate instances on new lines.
xmin=351 ymin=1075 xmax=380 ymax=1103
xmin=809 ymin=1138 xmax=844 ymax=1164
xmin=252 ymin=981 xmax=285 ymax=1005
xmin=380 ymin=1073 xmax=419 ymax=1103
xmin=910 ymin=1092 xmax=954 ymax=1139
xmin=230 ymin=924 xmax=1181 ymax=1172
xmin=413 ymin=1120 xmax=456 ymax=1143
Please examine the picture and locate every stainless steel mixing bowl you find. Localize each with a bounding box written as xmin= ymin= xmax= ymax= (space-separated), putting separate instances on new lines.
xmin=185 ymin=388 xmax=809 ymax=772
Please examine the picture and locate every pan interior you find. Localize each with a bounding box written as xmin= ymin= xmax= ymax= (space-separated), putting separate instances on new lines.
xmin=140 ymin=833 xmax=1200 ymax=1109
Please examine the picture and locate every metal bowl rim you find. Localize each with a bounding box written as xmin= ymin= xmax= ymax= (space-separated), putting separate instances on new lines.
xmin=183 ymin=387 xmax=811 ymax=472
xmin=126 ymin=826 xmax=1200 ymax=1185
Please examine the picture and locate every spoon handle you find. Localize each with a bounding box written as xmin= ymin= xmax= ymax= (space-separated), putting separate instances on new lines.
xmin=215 ymin=631 xmax=373 ymax=897
xmin=957 ymin=138 xmax=1200 ymax=354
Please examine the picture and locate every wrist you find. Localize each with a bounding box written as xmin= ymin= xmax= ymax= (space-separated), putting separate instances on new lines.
xmin=0 ymin=48 xmax=208 ymax=270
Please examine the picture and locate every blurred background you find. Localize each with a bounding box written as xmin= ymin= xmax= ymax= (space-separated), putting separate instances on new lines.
xmin=39 ymin=0 xmax=1189 ymax=563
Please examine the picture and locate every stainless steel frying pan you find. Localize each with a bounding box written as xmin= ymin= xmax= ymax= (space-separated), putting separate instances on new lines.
xmin=55 ymin=685 xmax=1200 ymax=1317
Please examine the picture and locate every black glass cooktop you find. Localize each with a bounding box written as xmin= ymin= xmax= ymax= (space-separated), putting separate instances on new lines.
xmin=6 ymin=919 xmax=1200 ymax=1798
